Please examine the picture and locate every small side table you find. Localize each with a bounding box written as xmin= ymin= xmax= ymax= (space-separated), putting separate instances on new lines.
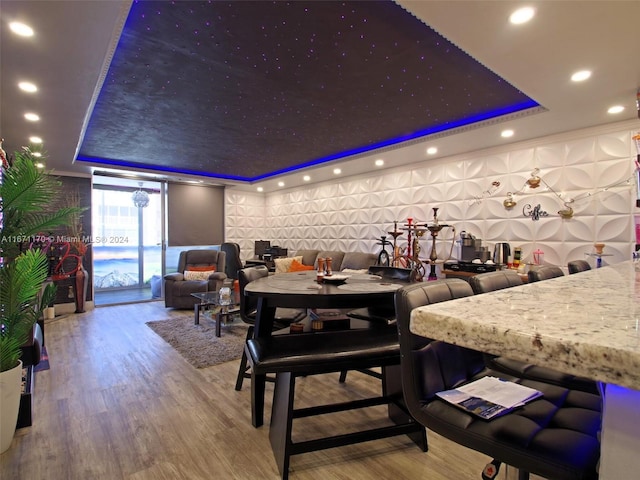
xmin=191 ymin=291 xmax=240 ymax=337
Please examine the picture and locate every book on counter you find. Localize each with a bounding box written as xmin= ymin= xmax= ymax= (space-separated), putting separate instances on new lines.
xmin=436 ymin=376 xmax=543 ymax=420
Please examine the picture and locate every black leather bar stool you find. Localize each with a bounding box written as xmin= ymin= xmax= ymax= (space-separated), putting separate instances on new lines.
xmin=568 ymin=260 xmax=591 ymax=274
xmin=528 ymin=264 xmax=564 ymax=282
xmin=395 ymin=279 xmax=601 ymax=480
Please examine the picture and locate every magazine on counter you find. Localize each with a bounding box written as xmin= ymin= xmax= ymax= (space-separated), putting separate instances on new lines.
xmin=436 ymin=376 xmax=543 ymax=420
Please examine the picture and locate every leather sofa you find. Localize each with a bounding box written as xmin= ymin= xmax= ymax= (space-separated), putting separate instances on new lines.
xmin=292 ymin=249 xmax=377 ymax=272
xmin=164 ymin=249 xmax=227 ymax=308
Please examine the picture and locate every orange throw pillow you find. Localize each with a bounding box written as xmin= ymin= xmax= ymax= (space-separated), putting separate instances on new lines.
xmin=186 ymin=265 xmax=216 ymax=272
xmin=288 ymin=259 xmax=314 ymax=272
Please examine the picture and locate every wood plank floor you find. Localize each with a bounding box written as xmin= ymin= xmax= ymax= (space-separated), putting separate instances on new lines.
xmin=1 ymin=301 xmax=509 ymax=479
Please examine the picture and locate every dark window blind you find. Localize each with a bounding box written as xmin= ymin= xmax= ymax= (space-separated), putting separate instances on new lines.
xmin=167 ymin=183 xmax=224 ymax=246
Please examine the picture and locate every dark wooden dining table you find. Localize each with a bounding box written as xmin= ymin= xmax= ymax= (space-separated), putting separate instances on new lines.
xmin=244 ymin=270 xmax=409 ymax=427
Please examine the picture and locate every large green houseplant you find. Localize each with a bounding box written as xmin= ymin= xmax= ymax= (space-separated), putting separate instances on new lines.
xmin=0 ymin=145 xmax=79 ymax=452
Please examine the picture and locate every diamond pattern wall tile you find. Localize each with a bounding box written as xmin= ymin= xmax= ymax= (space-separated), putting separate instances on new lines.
xmin=226 ymin=125 xmax=637 ymax=268
xmin=596 ymin=216 xmax=633 ymax=242
xmin=443 ymin=161 xmax=465 ymax=181
xmin=564 ymin=218 xmax=595 ymax=242
xmin=485 ymin=197 xmax=511 ymax=219
xmin=485 ymin=219 xmax=513 ymax=241
xmin=535 ymin=217 xmax=564 ymax=241
xmin=509 ymin=148 xmax=536 ymax=171
xmin=597 ymin=158 xmax=634 ymax=186
xmin=445 ymin=201 xmax=466 ymax=221
xmin=598 ymin=190 xmax=633 ymax=215
xmin=483 ymin=153 xmax=509 ymax=176
xmin=508 ymin=219 xmax=538 ymax=242
xmin=565 ymin=138 xmax=596 ymax=166
xmin=537 ymin=143 xmax=567 ymax=168
xmin=465 ymin=201 xmax=485 ymax=222
xmin=597 ymin=132 xmax=632 ymax=159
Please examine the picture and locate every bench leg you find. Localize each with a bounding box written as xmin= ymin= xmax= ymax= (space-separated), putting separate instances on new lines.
xmin=269 ymin=372 xmax=295 ymax=480
xmin=251 ymin=371 xmax=267 ymax=428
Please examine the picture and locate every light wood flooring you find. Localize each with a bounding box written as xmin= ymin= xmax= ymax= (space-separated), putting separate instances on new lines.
xmin=2 ymin=301 xmax=509 ymax=480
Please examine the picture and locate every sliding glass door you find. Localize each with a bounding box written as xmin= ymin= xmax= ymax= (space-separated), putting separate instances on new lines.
xmin=92 ymin=177 xmax=164 ymax=305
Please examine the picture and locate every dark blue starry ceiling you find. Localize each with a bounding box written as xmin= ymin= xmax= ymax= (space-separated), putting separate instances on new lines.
xmin=76 ymin=0 xmax=539 ymax=182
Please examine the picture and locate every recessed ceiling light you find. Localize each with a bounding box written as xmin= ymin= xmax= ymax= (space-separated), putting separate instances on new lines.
xmin=18 ymin=81 xmax=37 ymax=93
xmin=333 ymin=168 xmax=342 ymax=175
xmin=32 ymin=152 xmax=42 ymax=158
xmin=257 ymin=186 xmax=264 ymax=192
xmin=426 ymin=147 xmax=438 ymax=155
xmin=24 ymin=112 xmax=40 ymax=122
xmin=9 ymin=22 xmax=34 ymax=37
xmin=501 ymin=129 xmax=514 ymax=138
xmin=571 ymin=70 xmax=591 ymax=82
xmin=29 ymin=136 xmax=43 ymax=144
xmin=607 ymin=105 xmax=625 ymax=114
xmin=375 ymin=159 xmax=384 ymax=167
xmin=303 ymin=175 xmax=311 ymax=182
xmin=509 ymin=7 xmax=535 ymax=25
xmin=35 ymin=162 xmax=45 ymax=169
xmin=277 ymin=181 xmax=285 ymax=187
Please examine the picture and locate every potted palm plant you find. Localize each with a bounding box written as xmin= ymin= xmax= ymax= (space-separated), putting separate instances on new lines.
xmin=0 ymin=144 xmax=79 ymax=452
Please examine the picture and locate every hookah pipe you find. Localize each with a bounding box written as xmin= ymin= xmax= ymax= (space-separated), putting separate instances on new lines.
xmin=404 ymin=218 xmax=414 ymax=259
xmin=375 ymin=235 xmax=392 ymax=266
xmin=424 ymin=207 xmax=456 ymax=280
xmin=388 ymin=221 xmax=403 ymax=266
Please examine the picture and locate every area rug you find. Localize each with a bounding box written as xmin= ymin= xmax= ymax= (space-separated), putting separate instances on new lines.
xmin=146 ymin=315 xmax=248 ymax=369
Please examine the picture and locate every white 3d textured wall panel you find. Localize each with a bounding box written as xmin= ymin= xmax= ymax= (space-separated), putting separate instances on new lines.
xmin=226 ymin=123 xmax=639 ymax=271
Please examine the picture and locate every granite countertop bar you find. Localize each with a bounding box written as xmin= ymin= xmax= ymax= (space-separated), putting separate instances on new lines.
xmin=410 ymin=261 xmax=640 ymax=390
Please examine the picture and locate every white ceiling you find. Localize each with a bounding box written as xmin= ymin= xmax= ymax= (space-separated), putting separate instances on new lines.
xmin=2 ymin=0 xmax=639 ymax=192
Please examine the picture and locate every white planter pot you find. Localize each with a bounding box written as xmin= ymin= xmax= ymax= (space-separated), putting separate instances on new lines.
xmin=0 ymin=360 xmax=23 ymax=453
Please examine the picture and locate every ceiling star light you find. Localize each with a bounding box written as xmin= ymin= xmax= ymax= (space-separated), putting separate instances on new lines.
xmin=132 ymin=182 xmax=150 ymax=208
xmin=509 ymin=7 xmax=535 ymax=25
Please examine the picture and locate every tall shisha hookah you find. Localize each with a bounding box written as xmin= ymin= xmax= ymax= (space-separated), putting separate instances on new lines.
xmin=425 ymin=207 xmax=455 ymax=281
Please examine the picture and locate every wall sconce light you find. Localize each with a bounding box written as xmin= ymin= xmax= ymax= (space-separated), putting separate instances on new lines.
xmin=526 ymin=168 xmax=541 ymax=188
xmin=503 ymin=192 xmax=517 ymax=209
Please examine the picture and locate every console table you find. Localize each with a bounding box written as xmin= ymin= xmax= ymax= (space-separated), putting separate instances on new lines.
xmin=410 ymin=261 xmax=640 ymax=479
